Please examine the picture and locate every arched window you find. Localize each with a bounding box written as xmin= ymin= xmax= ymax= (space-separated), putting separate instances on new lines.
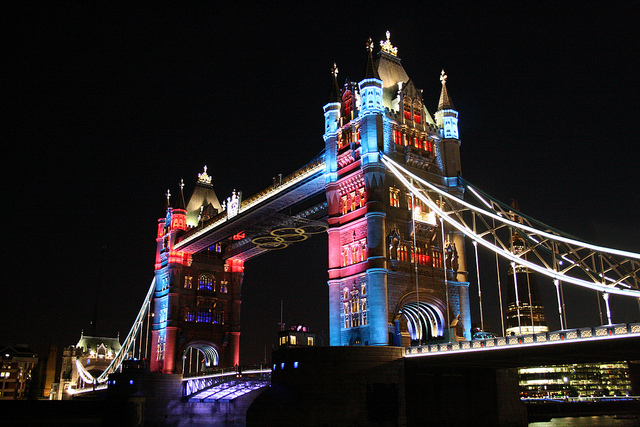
xmin=342 ymin=87 xmax=353 ymax=118
xmin=198 ymin=274 xmax=214 ymax=291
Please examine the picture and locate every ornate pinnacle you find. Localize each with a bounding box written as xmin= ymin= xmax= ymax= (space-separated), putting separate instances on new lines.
xmin=198 ymin=165 xmax=212 ymax=184
xmin=440 ymin=69 xmax=448 ymax=85
xmin=180 ymin=178 xmax=184 ymax=191
xmin=166 ymin=189 xmax=171 ymax=204
xmin=331 ymin=63 xmax=338 ymax=78
xmin=380 ymin=31 xmax=398 ymax=56
xmin=366 ymin=37 xmax=374 ymax=53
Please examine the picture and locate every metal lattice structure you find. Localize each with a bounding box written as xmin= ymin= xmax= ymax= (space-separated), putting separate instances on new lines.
xmin=381 ymin=154 xmax=640 ymax=304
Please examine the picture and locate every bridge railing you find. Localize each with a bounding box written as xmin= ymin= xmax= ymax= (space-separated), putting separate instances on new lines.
xmin=183 ymin=365 xmax=272 ymax=398
xmin=405 ymin=322 xmax=640 ymax=357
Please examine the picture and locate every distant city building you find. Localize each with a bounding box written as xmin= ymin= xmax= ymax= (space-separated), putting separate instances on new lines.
xmin=520 ymin=362 xmax=632 ymax=397
xmin=0 ymin=344 xmax=38 ymax=399
xmin=502 ymin=210 xmax=634 ymax=398
xmin=505 ymin=204 xmax=548 ymax=336
xmin=49 ymin=332 xmax=121 ymax=399
xmin=278 ymin=326 xmax=316 ymax=349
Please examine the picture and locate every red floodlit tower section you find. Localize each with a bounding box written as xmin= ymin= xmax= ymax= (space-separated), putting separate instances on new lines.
xmin=324 ymin=33 xmax=470 ymax=347
xmin=150 ymin=172 xmax=242 ymax=374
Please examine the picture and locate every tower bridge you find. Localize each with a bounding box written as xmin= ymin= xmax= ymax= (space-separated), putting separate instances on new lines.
xmin=64 ymin=32 xmax=640 ymax=426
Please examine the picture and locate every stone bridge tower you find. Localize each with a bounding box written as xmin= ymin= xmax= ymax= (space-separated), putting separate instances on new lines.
xmin=149 ymin=170 xmax=243 ymax=374
xmin=324 ymin=33 xmax=470 ymax=347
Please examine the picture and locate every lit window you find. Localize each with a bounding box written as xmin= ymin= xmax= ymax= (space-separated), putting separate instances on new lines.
xmin=403 ymin=99 xmax=412 ymax=121
xmin=198 ymin=274 xmax=214 ymax=291
xmin=219 ymin=280 xmax=228 ymax=293
xmin=197 ymin=310 xmax=212 ymax=323
xmin=307 ymin=337 xmax=314 ymax=346
xmin=341 ymin=195 xmax=348 ymax=215
xmin=394 ymin=128 xmax=403 ymax=145
xmin=184 ymin=276 xmax=192 ymax=289
xmin=213 ymin=312 xmax=224 ymax=324
xmin=389 ymin=187 xmax=400 ymax=208
xmin=290 ymin=335 xmax=297 ymax=345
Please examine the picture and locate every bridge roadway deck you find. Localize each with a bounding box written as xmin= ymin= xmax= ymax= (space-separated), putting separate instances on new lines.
xmin=175 ymin=157 xmax=326 ymax=258
xmin=405 ymin=323 xmax=640 ymax=368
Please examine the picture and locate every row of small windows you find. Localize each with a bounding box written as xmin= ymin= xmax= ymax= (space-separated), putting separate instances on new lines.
xmin=279 ymin=335 xmax=315 ymax=346
xmin=390 ymin=243 xmax=443 ymax=268
xmin=389 ymin=187 xmax=433 ymax=213
xmin=340 ymin=187 xmax=366 ymax=215
xmin=337 ymin=125 xmax=360 ymax=151
xmin=341 ymin=239 xmax=367 ymax=267
xmin=393 ymin=128 xmax=434 ymax=153
xmin=185 ymin=309 xmax=225 ymax=324
xmin=342 ymin=285 xmax=367 ymax=329
xmin=403 ymin=98 xmax=423 ymax=124
xmin=184 ymin=275 xmax=228 ymax=293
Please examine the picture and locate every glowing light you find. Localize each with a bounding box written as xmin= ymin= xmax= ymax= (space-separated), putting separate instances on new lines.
xmin=379 ymin=31 xmax=398 ymax=56
xmin=197 ymin=165 xmax=212 ymax=184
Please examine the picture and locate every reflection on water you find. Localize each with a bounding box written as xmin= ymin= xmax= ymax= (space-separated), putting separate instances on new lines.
xmin=530 ymin=415 xmax=639 ymax=426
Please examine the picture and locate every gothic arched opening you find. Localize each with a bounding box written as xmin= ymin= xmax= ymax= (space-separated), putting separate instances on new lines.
xmin=394 ymin=294 xmax=446 ymax=347
xmin=181 ymin=342 xmax=219 ymax=375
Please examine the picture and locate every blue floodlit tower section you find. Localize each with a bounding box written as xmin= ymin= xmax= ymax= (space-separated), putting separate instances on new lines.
xmin=324 ymin=33 xmax=470 ymax=347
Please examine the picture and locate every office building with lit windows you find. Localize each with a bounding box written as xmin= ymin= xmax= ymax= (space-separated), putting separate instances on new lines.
xmin=0 ymin=344 xmax=39 ymax=400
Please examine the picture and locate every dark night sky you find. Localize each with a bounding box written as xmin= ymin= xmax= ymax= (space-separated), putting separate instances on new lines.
xmin=4 ymin=4 xmax=640 ymax=364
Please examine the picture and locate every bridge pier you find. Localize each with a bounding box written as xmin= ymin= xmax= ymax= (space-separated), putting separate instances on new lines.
xmin=247 ymin=346 xmax=527 ymax=426
xmin=108 ymin=371 xmax=263 ymax=426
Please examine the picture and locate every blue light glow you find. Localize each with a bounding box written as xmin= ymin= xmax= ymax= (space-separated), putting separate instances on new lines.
xmin=293 ymin=361 xmax=299 ymax=368
xmin=280 ymin=362 xmax=285 ymax=370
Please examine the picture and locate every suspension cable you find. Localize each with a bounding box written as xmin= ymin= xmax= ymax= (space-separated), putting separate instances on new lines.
xmin=380 ymin=155 xmax=640 ymax=298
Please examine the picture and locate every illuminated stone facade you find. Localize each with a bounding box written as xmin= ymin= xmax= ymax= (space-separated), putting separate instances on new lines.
xmin=324 ymin=34 xmax=470 ymax=346
xmin=50 ymin=333 xmax=120 ymax=399
xmin=150 ymin=176 xmax=243 ymax=374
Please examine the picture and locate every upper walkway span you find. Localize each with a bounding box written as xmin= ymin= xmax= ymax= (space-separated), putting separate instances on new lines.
xmin=175 ymin=155 xmax=327 ymax=260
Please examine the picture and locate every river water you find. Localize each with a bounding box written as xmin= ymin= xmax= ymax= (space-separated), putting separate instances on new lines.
xmin=530 ymin=415 xmax=639 ymax=426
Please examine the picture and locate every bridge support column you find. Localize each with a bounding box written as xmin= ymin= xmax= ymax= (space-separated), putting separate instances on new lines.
xmin=367 ymin=268 xmax=389 ymax=345
xmin=327 ymin=279 xmax=342 ymax=346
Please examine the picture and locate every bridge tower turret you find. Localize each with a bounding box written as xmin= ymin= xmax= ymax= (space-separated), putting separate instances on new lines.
xmin=325 ymin=32 xmax=471 ymax=347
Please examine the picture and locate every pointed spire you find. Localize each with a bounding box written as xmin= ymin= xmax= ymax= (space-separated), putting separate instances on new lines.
xmin=165 ymin=189 xmax=171 ymax=209
xmin=364 ymin=37 xmax=380 ymax=80
xmin=437 ymin=69 xmax=455 ymax=111
xmin=176 ymin=179 xmax=186 ymax=210
xmin=329 ymin=63 xmax=341 ymax=103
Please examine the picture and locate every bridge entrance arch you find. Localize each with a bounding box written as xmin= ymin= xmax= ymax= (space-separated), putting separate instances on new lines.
xmin=181 ymin=342 xmax=219 ymax=375
xmin=394 ymin=293 xmax=446 ymax=347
